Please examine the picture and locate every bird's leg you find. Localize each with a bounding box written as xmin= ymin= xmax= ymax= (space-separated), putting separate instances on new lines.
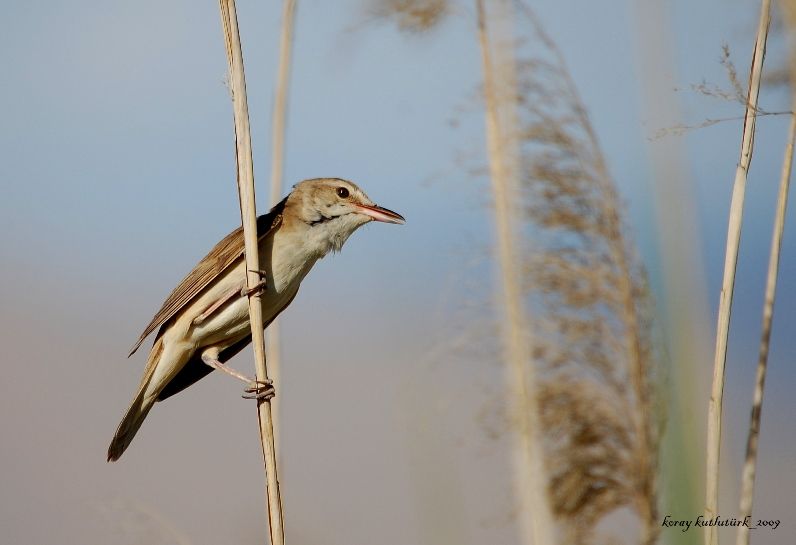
xmin=200 ymin=353 xmax=254 ymax=382
xmin=200 ymin=353 xmax=275 ymax=401
xmin=241 ymin=270 xmax=268 ymax=297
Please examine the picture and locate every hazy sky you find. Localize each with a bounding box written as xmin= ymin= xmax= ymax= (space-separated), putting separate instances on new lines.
xmin=1 ymin=1 xmax=794 ymax=544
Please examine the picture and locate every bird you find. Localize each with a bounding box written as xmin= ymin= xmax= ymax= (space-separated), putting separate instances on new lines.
xmin=107 ymin=177 xmax=404 ymax=461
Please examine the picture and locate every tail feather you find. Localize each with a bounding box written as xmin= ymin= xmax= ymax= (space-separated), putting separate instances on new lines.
xmin=107 ymin=390 xmax=156 ymax=462
xmin=107 ymin=338 xmax=164 ymax=462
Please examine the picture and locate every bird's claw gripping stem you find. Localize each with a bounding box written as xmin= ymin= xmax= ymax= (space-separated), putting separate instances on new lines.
xmin=241 ymin=281 xmax=267 ymax=297
xmin=241 ymin=270 xmax=268 ymax=297
xmin=242 ymin=379 xmax=275 ymax=401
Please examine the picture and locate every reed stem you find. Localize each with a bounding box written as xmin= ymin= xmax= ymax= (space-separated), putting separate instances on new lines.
xmin=705 ymin=2 xmax=770 ymax=544
xmin=218 ymin=1 xmax=285 ymax=543
xmin=734 ymin=106 xmax=794 ymax=545
xmin=266 ymin=0 xmax=298 ymax=454
xmin=476 ymin=1 xmax=556 ymax=543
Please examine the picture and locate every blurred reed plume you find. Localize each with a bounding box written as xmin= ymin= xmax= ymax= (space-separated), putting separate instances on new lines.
xmin=96 ymin=498 xmax=192 ymax=545
xmin=370 ymin=1 xmax=664 ymax=543
xmin=512 ymin=5 xmax=663 ymax=544
xmin=363 ymin=0 xmax=450 ymax=33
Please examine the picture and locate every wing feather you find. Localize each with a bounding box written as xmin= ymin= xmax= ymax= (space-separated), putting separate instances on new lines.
xmin=128 ymin=199 xmax=286 ymax=357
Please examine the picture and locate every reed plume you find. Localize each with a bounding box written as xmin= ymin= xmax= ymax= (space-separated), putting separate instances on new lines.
xmin=363 ymin=0 xmax=450 ymax=32
xmin=367 ymin=2 xmax=664 ymax=543
xmin=512 ymin=4 xmax=663 ymax=544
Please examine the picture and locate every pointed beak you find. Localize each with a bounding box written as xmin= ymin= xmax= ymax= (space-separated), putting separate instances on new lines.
xmin=354 ymin=203 xmax=405 ymax=225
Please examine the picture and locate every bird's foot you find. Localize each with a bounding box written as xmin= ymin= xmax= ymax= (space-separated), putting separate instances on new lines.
xmin=240 ymin=270 xmax=269 ymax=297
xmin=241 ymin=281 xmax=267 ymax=297
xmin=242 ymin=379 xmax=275 ymax=401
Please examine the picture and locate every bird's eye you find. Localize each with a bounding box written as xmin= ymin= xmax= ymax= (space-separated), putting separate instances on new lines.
xmin=336 ymin=187 xmax=349 ymax=199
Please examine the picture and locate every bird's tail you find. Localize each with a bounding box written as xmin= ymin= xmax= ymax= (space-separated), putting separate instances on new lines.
xmin=107 ymin=338 xmax=164 ymax=462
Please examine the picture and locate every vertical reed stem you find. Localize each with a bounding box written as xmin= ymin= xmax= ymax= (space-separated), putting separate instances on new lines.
xmin=734 ymin=108 xmax=794 ymax=545
xmin=269 ymin=0 xmax=297 ymax=209
xmin=218 ymin=1 xmax=285 ymax=543
xmin=476 ymin=1 xmax=556 ymax=544
xmin=266 ymin=0 xmax=298 ymax=452
xmin=705 ymin=2 xmax=770 ymax=544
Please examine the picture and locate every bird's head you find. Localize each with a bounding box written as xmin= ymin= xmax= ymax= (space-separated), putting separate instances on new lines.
xmin=286 ymin=177 xmax=405 ymax=254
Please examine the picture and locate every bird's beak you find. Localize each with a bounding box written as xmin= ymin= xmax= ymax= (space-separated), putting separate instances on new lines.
xmin=354 ymin=203 xmax=406 ymax=225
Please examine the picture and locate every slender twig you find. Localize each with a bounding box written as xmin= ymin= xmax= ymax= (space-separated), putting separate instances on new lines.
xmin=475 ymin=1 xmax=556 ymax=544
xmin=218 ymin=2 xmax=285 ymax=544
xmin=652 ymin=110 xmax=793 ymax=140
xmin=705 ymin=2 xmax=771 ymax=544
xmin=735 ymin=110 xmax=794 ymax=545
xmin=266 ymin=0 xmax=298 ymax=452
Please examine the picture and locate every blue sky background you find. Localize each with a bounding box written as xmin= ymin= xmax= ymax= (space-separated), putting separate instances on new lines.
xmin=1 ymin=1 xmax=794 ymax=544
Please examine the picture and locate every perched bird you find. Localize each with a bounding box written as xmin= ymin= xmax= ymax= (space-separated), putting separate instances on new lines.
xmin=108 ymin=178 xmax=404 ymax=461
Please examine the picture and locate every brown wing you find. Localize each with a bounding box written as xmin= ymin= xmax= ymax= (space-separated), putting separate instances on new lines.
xmin=128 ymin=198 xmax=287 ymax=357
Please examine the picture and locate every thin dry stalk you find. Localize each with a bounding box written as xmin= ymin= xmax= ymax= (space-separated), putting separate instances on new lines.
xmin=269 ymin=0 xmax=297 ymax=210
xmin=218 ymin=1 xmax=285 ymax=543
xmin=475 ymin=1 xmax=556 ymax=544
xmin=266 ymin=0 xmax=298 ymax=450
xmin=705 ymin=2 xmax=771 ymax=544
xmin=734 ymin=101 xmax=795 ymax=545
